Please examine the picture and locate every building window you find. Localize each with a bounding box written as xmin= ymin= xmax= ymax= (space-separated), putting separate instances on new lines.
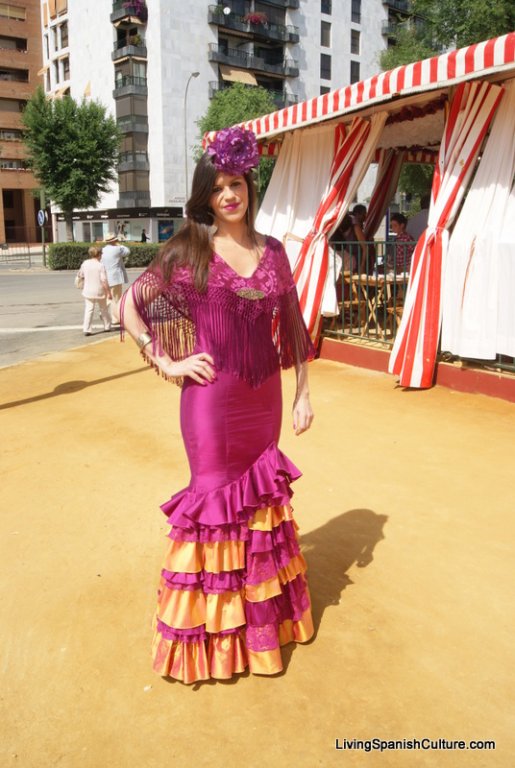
xmin=350 ymin=60 xmax=360 ymax=83
xmin=0 ymin=97 xmax=26 ymax=112
xmin=132 ymin=61 xmax=146 ymax=79
xmin=320 ymin=86 xmax=330 ymax=95
xmin=0 ymin=158 xmax=27 ymax=169
xmin=54 ymin=60 xmax=60 ymax=84
xmin=321 ymin=0 xmax=332 ymax=14
xmin=0 ymin=35 xmax=27 ymax=51
xmin=0 ymin=67 xmax=29 ymax=82
xmin=320 ymin=53 xmax=331 ymax=81
xmin=0 ymin=4 xmax=27 ymax=21
xmin=351 ymin=0 xmax=361 ymax=24
xmin=321 ymin=21 xmax=331 ymax=48
xmin=62 ymin=56 xmax=70 ymax=80
xmin=60 ymin=22 xmax=68 ymax=48
xmin=44 ymin=34 xmax=49 ymax=58
xmin=52 ymin=26 xmax=59 ymax=51
xmin=0 ymin=128 xmax=23 ymax=140
xmin=351 ymin=29 xmax=360 ymax=55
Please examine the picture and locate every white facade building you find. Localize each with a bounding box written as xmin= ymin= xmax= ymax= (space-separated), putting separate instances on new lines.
xmin=40 ymin=0 xmax=390 ymax=243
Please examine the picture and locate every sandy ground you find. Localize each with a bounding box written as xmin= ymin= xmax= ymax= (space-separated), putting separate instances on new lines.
xmin=1 ymin=339 xmax=514 ymax=768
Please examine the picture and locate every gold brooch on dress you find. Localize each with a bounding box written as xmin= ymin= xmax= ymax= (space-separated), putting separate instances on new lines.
xmin=236 ymin=288 xmax=265 ymax=300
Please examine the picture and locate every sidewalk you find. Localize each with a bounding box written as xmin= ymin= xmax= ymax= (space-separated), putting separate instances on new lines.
xmin=1 ymin=339 xmax=514 ymax=768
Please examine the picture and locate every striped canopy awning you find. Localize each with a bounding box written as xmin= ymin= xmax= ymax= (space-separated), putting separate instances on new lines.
xmin=204 ymin=32 xmax=515 ymax=148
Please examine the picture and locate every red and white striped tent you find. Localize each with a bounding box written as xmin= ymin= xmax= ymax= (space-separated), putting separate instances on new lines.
xmin=205 ymin=32 xmax=515 ymax=389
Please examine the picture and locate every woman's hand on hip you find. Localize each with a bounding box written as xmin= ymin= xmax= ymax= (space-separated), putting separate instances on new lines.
xmin=292 ymin=393 xmax=314 ymax=435
xmin=161 ymin=352 xmax=216 ymax=384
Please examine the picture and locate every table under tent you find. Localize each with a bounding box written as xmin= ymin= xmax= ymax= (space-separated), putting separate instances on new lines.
xmin=206 ymin=32 xmax=515 ymax=389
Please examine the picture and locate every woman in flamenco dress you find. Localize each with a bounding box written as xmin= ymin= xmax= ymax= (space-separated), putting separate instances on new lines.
xmin=121 ymin=127 xmax=315 ymax=684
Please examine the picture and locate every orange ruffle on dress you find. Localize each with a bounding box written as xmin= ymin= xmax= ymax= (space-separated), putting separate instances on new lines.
xmin=152 ymin=498 xmax=313 ymax=684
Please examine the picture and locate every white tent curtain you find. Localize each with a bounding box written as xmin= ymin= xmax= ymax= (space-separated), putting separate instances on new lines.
xmin=389 ymin=80 xmax=505 ymax=388
xmin=440 ymin=78 xmax=515 ymax=358
xmin=255 ymin=123 xmax=335 ymax=260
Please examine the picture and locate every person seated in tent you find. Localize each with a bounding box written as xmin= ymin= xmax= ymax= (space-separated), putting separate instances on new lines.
xmin=386 ymin=213 xmax=415 ymax=274
xmin=331 ymin=213 xmax=361 ymax=273
xmin=332 ymin=212 xmax=366 ymax=273
xmin=351 ymin=204 xmax=376 ymax=273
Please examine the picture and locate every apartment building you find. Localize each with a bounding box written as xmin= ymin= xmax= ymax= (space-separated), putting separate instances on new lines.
xmin=40 ymin=0 xmax=390 ymax=242
xmin=0 ymin=0 xmax=44 ymax=243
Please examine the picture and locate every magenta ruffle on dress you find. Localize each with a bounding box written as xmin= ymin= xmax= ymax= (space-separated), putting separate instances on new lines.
xmin=122 ymin=236 xmax=316 ymax=683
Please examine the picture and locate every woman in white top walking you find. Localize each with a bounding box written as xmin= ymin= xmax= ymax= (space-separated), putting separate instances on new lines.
xmin=78 ymin=247 xmax=112 ymax=336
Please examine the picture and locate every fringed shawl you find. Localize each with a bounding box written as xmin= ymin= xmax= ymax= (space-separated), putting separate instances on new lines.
xmin=121 ymin=236 xmax=314 ymax=387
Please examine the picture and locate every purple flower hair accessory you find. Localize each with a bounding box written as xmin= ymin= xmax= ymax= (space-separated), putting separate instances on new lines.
xmin=207 ymin=126 xmax=259 ymax=176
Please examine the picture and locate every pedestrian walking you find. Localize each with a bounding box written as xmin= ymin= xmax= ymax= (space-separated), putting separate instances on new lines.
xmin=121 ymin=126 xmax=315 ymax=684
xmin=141 ymin=228 xmax=149 ymax=242
xmin=101 ymin=233 xmax=129 ymax=324
xmin=77 ymin=246 xmax=112 ymax=335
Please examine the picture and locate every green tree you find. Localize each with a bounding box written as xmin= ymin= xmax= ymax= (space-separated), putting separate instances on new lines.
xmin=197 ymin=83 xmax=277 ymax=200
xmin=379 ymin=26 xmax=436 ymax=70
xmin=412 ymin=0 xmax=515 ymax=49
xmin=398 ymin=164 xmax=434 ymax=212
xmin=22 ymin=87 xmax=120 ymax=240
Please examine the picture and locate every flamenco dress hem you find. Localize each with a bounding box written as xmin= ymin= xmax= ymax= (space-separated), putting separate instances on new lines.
xmin=152 ymin=442 xmax=314 ymax=684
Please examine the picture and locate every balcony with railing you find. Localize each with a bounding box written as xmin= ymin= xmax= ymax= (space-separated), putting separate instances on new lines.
xmin=207 ymin=6 xmax=299 ymax=44
xmin=118 ymin=150 xmax=149 ymax=172
xmin=382 ymin=0 xmax=410 ymax=12
xmin=259 ymin=0 xmax=299 ymax=8
xmin=110 ymin=0 xmax=148 ymax=25
xmin=113 ymin=74 xmax=148 ymax=97
xmin=117 ymin=116 xmax=149 ymax=134
xmin=381 ymin=20 xmax=399 ymax=36
xmin=112 ymin=38 xmax=147 ymax=61
xmin=117 ymin=190 xmax=151 ymax=207
xmin=208 ymin=44 xmax=298 ymax=77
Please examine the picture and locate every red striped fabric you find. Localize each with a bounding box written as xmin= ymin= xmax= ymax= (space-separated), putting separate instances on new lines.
xmin=293 ymin=120 xmax=372 ymax=339
xmin=364 ymin=149 xmax=405 ymax=239
xmin=389 ymin=80 xmax=505 ymax=388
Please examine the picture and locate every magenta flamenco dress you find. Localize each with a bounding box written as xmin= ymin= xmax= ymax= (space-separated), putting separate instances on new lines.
xmin=124 ymin=236 xmax=315 ymax=683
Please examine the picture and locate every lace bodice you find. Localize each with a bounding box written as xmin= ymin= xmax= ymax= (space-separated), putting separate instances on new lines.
xmin=121 ymin=236 xmax=314 ymax=387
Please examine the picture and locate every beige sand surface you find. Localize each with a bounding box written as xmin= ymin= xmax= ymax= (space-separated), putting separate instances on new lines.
xmin=1 ymin=339 xmax=514 ymax=768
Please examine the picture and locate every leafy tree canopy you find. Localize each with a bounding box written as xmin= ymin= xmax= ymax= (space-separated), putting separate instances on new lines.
xmin=379 ymin=27 xmax=435 ymax=70
xmin=196 ymin=83 xmax=277 ymax=199
xmin=197 ymin=82 xmax=276 ymax=137
xmin=381 ymin=0 xmax=515 ymax=71
xmin=412 ymin=0 xmax=515 ymax=50
xmin=22 ymin=88 xmax=120 ymax=235
xmin=398 ymin=164 xmax=434 ymax=209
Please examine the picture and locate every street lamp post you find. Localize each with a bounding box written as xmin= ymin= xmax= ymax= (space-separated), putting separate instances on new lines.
xmin=184 ymin=71 xmax=200 ymax=207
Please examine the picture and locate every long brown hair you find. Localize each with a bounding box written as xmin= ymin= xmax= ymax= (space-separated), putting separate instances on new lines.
xmin=152 ymin=152 xmax=258 ymax=292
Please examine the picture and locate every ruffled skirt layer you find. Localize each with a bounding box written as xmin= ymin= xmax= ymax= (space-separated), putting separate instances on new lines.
xmin=152 ymin=444 xmax=314 ymax=684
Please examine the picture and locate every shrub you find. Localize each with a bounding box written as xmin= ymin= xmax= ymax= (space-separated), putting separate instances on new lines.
xmin=48 ymin=242 xmax=91 ymax=270
xmin=48 ymin=241 xmax=160 ymax=270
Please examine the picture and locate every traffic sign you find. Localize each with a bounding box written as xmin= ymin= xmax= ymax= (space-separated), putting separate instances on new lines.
xmin=37 ymin=210 xmax=47 ymax=226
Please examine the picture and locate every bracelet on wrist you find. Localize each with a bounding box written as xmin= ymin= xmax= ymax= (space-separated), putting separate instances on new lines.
xmin=136 ymin=331 xmax=153 ymax=350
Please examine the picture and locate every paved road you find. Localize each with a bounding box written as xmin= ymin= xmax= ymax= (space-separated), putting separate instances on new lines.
xmin=0 ymin=264 xmax=142 ymax=368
